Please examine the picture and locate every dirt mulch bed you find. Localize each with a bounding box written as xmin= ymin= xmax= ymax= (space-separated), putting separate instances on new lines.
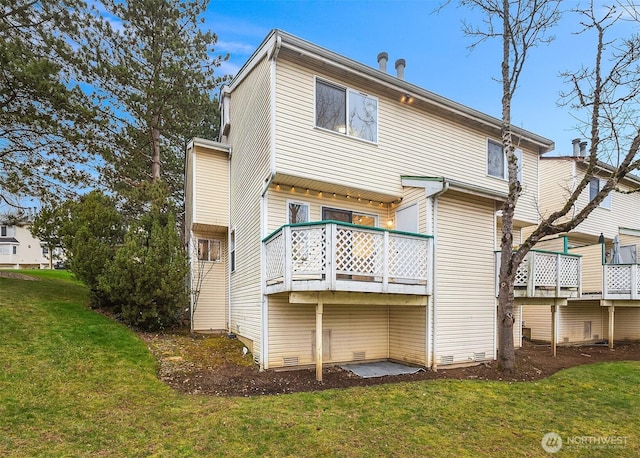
xmin=0 ymin=271 xmax=39 ymax=281
xmin=139 ymin=332 xmax=640 ymax=397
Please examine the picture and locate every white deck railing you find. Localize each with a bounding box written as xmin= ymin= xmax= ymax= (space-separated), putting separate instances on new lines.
xmin=495 ymin=250 xmax=581 ymax=298
xmin=603 ymin=264 xmax=640 ymax=300
xmin=263 ymin=221 xmax=433 ymax=296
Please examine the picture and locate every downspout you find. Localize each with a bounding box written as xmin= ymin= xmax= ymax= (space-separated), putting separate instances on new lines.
xmin=227 ymin=153 xmax=232 ymax=336
xmin=426 ymin=181 xmax=450 ymax=371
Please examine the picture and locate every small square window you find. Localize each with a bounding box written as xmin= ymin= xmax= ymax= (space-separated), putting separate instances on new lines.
xmin=288 ymin=201 xmax=310 ymax=224
xmin=197 ymin=239 xmax=221 ymax=262
xmin=487 ymin=140 xmax=523 ymax=182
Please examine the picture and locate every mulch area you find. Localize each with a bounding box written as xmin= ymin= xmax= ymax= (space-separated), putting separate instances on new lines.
xmin=139 ymin=332 xmax=640 ymax=397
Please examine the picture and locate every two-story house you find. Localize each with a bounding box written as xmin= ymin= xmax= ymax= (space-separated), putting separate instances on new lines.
xmin=521 ymin=141 xmax=640 ymax=349
xmin=185 ymin=29 xmax=579 ymax=380
xmin=0 ymin=219 xmax=55 ymax=269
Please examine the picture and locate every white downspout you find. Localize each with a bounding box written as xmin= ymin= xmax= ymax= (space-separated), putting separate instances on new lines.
xmin=426 ymin=181 xmax=449 ymax=371
xmin=227 ymin=156 xmax=232 ymax=335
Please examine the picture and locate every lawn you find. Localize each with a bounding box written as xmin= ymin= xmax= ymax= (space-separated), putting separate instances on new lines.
xmin=1 ymin=270 xmax=638 ymax=457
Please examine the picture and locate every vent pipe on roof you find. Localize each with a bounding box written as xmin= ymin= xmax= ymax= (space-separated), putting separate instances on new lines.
xmin=572 ymin=138 xmax=581 ymax=157
xmin=377 ymin=52 xmax=388 ymax=73
xmin=580 ymin=141 xmax=588 ymax=157
xmin=395 ymin=58 xmax=406 ymax=80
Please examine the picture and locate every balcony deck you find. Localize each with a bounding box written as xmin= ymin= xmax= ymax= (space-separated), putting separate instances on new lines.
xmin=263 ymin=221 xmax=433 ymax=296
xmin=496 ymin=250 xmax=582 ymax=299
xmin=603 ymin=264 xmax=640 ymax=300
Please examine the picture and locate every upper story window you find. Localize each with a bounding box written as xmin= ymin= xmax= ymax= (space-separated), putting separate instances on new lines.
xmin=1 ymin=225 xmax=15 ymax=237
xmin=589 ymin=177 xmax=611 ymax=209
xmin=487 ymin=139 xmax=522 ymax=182
xmin=288 ymin=201 xmax=309 ymax=224
xmin=315 ymin=79 xmax=378 ymax=143
xmin=197 ymin=239 xmax=221 ymax=262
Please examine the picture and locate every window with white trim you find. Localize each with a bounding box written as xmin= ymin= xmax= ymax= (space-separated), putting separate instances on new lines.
xmin=315 ymin=79 xmax=378 ymax=142
xmin=197 ymin=239 xmax=221 ymax=262
xmin=487 ymin=140 xmax=523 ymax=181
xmin=589 ymin=177 xmax=611 ymax=209
xmin=1 ymin=225 xmax=15 ymax=237
xmin=288 ymin=201 xmax=310 ymax=224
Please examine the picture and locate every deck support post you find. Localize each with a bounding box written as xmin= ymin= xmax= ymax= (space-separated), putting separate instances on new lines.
xmin=551 ymin=304 xmax=557 ymax=357
xmin=608 ymin=305 xmax=615 ymax=350
xmin=315 ymin=294 xmax=323 ymax=382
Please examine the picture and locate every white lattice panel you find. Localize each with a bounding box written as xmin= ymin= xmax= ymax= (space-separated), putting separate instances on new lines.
xmin=514 ymin=257 xmax=529 ymax=287
xmin=606 ymin=265 xmax=631 ymax=292
xmin=560 ymin=256 xmax=579 ymax=287
xmin=389 ymin=235 xmax=429 ymax=279
xmin=264 ymin=233 xmax=284 ymax=281
xmin=533 ymin=253 xmax=558 ymax=287
xmin=335 ymin=227 xmax=383 ymax=276
xmin=290 ymin=227 xmax=326 ymax=274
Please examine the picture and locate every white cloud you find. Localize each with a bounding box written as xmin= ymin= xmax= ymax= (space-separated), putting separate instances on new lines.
xmin=216 ymin=40 xmax=256 ymax=55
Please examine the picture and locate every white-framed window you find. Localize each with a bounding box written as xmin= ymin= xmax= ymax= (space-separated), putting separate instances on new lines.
xmin=0 ymin=245 xmax=16 ymax=255
xmin=589 ymin=177 xmax=611 ymax=209
xmin=197 ymin=239 xmax=221 ymax=262
xmin=287 ymin=201 xmax=310 ymax=224
xmin=230 ymin=229 xmax=236 ymax=272
xmin=1 ymin=225 xmax=15 ymax=237
xmin=42 ymin=246 xmax=49 ymax=256
xmin=487 ymin=139 xmax=523 ymax=182
xmin=315 ymin=78 xmax=378 ymax=143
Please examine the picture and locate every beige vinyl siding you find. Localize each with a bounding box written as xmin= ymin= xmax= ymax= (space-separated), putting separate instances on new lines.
xmin=534 ymin=237 xmax=566 ymax=252
xmin=389 ymin=306 xmax=427 ymax=365
xmin=613 ymin=307 xmax=640 ymax=341
xmin=436 ymin=192 xmax=496 ymax=364
xmin=569 ymin=244 xmax=603 ymax=294
xmin=539 ymin=159 xmax=575 ymax=224
xmin=274 ymin=59 xmax=540 ymax=225
xmin=267 ymin=294 xmax=390 ymax=368
xmin=522 ymin=305 xmax=552 ymax=342
xmin=228 ymin=56 xmax=272 ymax=358
xmin=558 ymin=302 xmax=607 ymax=343
xmin=193 ymin=146 xmax=229 ymax=227
xmin=191 ymin=237 xmax=228 ymax=332
xmin=266 ymin=186 xmax=389 ymax=234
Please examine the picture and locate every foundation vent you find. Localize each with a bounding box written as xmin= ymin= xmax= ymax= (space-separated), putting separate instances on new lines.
xmin=563 ymin=337 xmax=570 ymax=343
xmin=352 ymin=351 xmax=366 ymax=361
xmin=441 ymin=355 xmax=454 ymax=365
xmin=594 ymin=334 xmax=599 ymax=340
xmin=283 ymin=356 xmax=299 ymax=367
xmin=253 ymin=354 xmax=260 ymax=365
xmin=474 ymin=352 xmax=486 ymax=362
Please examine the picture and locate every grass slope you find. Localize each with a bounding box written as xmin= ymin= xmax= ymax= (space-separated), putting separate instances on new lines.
xmin=1 ymin=271 xmax=638 ymax=457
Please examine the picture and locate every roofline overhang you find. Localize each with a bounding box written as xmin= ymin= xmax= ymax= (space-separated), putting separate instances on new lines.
xmin=402 ymin=175 xmax=507 ymax=202
xmin=224 ymin=29 xmax=555 ymax=154
xmin=542 ymin=156 xmax=640 ymax=187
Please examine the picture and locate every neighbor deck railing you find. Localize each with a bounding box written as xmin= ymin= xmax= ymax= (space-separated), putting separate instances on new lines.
xmin=263 ymin=221 xmax=433 ymax=295
xmin=495 ymin=250 xmax=581 ymax=298
xmin=603 ymin=264 xmax=640 ymax=300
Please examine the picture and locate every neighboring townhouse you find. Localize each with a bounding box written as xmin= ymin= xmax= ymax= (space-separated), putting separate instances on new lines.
xmin=521 ymin=140 xmax=640 ymax=349
xmin=186 ymin=29 xmax=579 ymax=380
xmin=0 ymin=219 xmax=57 ymax=269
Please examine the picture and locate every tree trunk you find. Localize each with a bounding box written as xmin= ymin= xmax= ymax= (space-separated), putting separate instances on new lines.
xmin=497 ymin=248 xmax=516 ymax=371
xmin=151 ymin=121 xmax=161 ymax=181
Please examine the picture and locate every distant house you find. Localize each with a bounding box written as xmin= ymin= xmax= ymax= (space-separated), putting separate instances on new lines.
xmin=185 ymin=29 xmax=579 ymax=379
xmin=521 ymin=144 xmax=640 ymax=349
xmin=0 ymin=219 xmax=58 ymax=269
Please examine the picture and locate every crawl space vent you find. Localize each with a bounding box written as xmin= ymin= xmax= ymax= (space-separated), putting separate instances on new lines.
xmin=474 ymin=352 xmax=486 ymax=362
xmin=352 ymin=351 xmax=366 ymax=361
xmin=563 ymin=337 xmax=570 ymax=343
xmin=283 ymin=356 xmax=299 ymax=367
xmin=441 ymin=355 xmax=454 ymax=365
xmin=253 ymin=354 xmax=259 ymax=365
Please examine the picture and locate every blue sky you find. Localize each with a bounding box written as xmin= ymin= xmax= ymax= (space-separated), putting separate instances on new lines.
xmin=206 ymin=0 xmax=638 ymax=155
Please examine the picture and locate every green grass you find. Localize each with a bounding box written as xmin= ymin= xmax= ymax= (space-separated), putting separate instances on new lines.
xmin=1 ymin=271 xmax=639 ymax=457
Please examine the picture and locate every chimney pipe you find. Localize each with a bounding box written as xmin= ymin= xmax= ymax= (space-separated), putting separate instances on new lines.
xmin=580 ymin=141 xmax=588 ymax=157
xmin=572 ymin=138 xmax=581 ymax=157
xmin=377 ymin=52 xmax=388 ymax=73
xmin=395 ymin=58 xmax=406 ymax=80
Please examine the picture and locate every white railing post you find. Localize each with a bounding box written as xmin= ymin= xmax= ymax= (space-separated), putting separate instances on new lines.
xmin=283 ymin=226 xmax=292 ymax=291
xmin=556 ymin=253 xmax=561 ymax=297
xmin=526 ymin=253 xmax=535 ymax=297
xmin=427 ymin=238 xmax=433 ymax=296
xmin=327 ymin=223 xmax=337 ymax=290
xmin=577 ymin=256 xmax=582 ymax=297
xmin=495 ymin=252 xmax=500 ymax=297
xmin=382 ymin=231 xmax=389 ymax=293
xmin=632 ymin=264 xmax=638 ymax=300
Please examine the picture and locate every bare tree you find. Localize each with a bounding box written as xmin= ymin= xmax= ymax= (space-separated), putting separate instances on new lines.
xmin=460 ymin=0 xmax=640 ymax=371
